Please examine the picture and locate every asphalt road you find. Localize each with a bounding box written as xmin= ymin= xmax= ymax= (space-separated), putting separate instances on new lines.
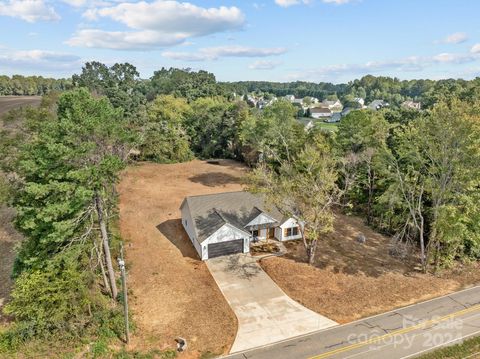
xmin=224 ymin=286 xmax=480 ymax=359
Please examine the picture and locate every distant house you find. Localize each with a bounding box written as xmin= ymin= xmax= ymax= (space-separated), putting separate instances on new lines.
xmin=285 ymin=94 xmax=295 ymax=102
xmin=354 ymin=97 xmax=365 ymax=107
xmin=321 ymin=99 xmax=343 ymax=112
xmin=180 ymin=191 xmax=302 ymax=260
xmin=246 ymin=95 xmax=258 ymax=107
xmin=401 ymin=100 xmax=421 ymax=110
xmin=310 ymin=107 xmax=332 ymax=119
xmin=325 ymin=112 xmax=341 ymax=123
xmin=341 ymin=107 xmax=354 ymax=117
xmin=293 ymin=98 xmax=304 ymax=106
xmin=368 ymin=100 xmax=389 ymax=111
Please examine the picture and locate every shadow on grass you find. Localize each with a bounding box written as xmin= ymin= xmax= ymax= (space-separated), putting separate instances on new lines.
xmin=188 ymin=172 xmax=241 ymax=188
xmin=156 ymin=219 xmax=200 ymax=260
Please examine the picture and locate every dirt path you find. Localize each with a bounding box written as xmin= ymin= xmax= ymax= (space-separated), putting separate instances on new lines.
xmin=118 ymin=160 xmax=247 ymax=356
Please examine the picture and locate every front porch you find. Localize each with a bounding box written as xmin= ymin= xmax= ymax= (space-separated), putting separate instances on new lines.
xmin=249 ymin=225 xmax=277 ymax=243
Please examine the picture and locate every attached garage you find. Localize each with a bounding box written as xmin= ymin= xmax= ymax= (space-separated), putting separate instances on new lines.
xmin=208 ymin=238 xmax=244 ymax=258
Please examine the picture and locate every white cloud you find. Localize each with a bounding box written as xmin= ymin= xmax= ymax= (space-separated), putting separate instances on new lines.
xmin=0 ymin=49 xmax=81 ymax=71
xmin=471 ymin=44 xmax=480 ymax=54
xmin=67 ymin=29 xmax=188 ymax=50
xmin=322 ymin=0 xmax=354 ymax=3
xmin=275 ymin=0 xmax=354 ymax=6
xmin=432 ymin=52 xmax=474 ymax=64
xmin=61 ymin=0 xmax=123 ymax=8
xmin=0 ymin=0 xmax=59 ymax=22
xmin=69 ymin=1 xmax=245 ymax=50
xmin=162 ymin=45 xmax=287 ymax=61
xmin=286 ymin=51 xmax=480 ymax=81
xmin=249 ymin=60 xmax=282 ymax=70
xmin=275 ymin=0 xmax=310 ymax=8
xmin=62 ymin=0 xmax=88 ymax=6
xmin=442 ymin=32 xmax=468 ymax=44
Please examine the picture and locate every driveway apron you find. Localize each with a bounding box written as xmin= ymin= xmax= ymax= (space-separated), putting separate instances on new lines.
xmin=206 ymin=254 xmax=337 ymax=353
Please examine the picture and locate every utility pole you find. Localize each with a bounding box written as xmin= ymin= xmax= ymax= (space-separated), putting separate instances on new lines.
xmin=118 ymin=243 xmax=130 ymax=344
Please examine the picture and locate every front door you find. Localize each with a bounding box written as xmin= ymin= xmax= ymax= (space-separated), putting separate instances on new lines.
xmin=267 ymin=227 xmax=275 ymax=239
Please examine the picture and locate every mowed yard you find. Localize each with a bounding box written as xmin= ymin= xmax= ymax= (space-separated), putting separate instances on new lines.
xmin=118 ymin=160 xmax=245 ymax=356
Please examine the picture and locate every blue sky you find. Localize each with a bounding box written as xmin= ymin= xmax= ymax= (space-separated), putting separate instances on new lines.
xmin=1 ymin=0 xmax=480 ymax=82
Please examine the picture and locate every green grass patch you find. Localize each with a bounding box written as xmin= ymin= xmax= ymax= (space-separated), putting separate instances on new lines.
xmin=418 ymin=334 xmax=480 ymax=358
xmin=315 ymin=121 xmax=339 ymax=132
xmin=113 ymin=348 xmax=176 ymax=359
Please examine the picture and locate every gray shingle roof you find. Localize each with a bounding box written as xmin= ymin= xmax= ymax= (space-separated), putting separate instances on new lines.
xmin=181 ymin=191 xmax=283 ymax=243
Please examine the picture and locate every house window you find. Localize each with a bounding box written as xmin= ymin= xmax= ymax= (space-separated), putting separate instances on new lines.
xmin=185 ymin=219 xmax=188 ymax=226
xmin=285 ymin=226 xmax=299 ymax=237
xmin=252 ymin=229 xmax=259 ymax=237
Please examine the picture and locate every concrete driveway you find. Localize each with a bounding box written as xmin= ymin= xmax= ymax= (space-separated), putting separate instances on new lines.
xmin=206 ymin=254 xmax=337 ymax=353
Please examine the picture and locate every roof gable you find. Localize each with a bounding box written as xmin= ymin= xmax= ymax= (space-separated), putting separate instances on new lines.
xmin=245 ymin=211 xmax=278 ymax=229
xmin=206 ymin=223 xmax=251 ymax=244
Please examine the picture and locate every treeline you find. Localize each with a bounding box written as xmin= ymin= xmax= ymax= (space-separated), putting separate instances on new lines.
xmin=220 ymin=81 xmax=348 ymax=101
xmin=223 ymin=75 xmax=480 ymax=108
xmin=4 ymin=64 xmax=480 ymax=111
xmin=0 ymin=75 xmax=72 ymax=95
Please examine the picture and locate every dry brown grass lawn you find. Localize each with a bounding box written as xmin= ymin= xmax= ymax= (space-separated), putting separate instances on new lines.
xmin=260 ymin=213 xmax=480 ymax=324
xmin=118 ymin=160 xmax=246 ymax=357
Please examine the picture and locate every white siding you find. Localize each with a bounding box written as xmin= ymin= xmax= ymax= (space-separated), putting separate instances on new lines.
xmin=181 ymin=202 xmax=203 ymax=259
xmin=204 ymin=223 xmax=251 ymax=259
xmin=278 ymin=218 xmax=303 ymax=241
xmin=311 ymin=112 xmax=331 ymax=119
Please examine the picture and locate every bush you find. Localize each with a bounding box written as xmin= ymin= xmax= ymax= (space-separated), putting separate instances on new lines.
xmin=0 ymin=175 xmax=11 ymax=204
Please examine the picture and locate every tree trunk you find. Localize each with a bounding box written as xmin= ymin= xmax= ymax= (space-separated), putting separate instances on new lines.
xmin=419 ymin=214 xmax=426 ymax=273
xmin=366 ymin=165 xmax=374 ymax=225
xmin=94 ymin=239 xmax=111 ymax=295
xmin=307 ymin=244 xmax=316 ymax=265
xmin=430 ymin=209 xmax=441 ymax=273
xmin=95 ymin=191 xmax=118 ymax=299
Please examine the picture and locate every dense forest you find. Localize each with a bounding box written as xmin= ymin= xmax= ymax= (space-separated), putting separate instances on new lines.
xmin=1 ymin=62 xmax=479 ymax=356
xmin=0 ymin=75 xmax=72 ymax=95
xmin=3 ymin=66 xmax=480 ymax=109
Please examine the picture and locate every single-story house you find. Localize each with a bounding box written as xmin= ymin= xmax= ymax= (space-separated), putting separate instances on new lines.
xmin=310 ymin=107 xmax=332 ymax=119
xmin=180 ymin=191 xmax=302 ymax=260
xmin=401 ymin=100 xmax=421 ymax=110
xmin=325 ymin=112 xmax=341 ymax=123
xmin=368 ymin=99 xmax=389 ymax=111
xmin=321 ymin=99 xmax=343 ymax=112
